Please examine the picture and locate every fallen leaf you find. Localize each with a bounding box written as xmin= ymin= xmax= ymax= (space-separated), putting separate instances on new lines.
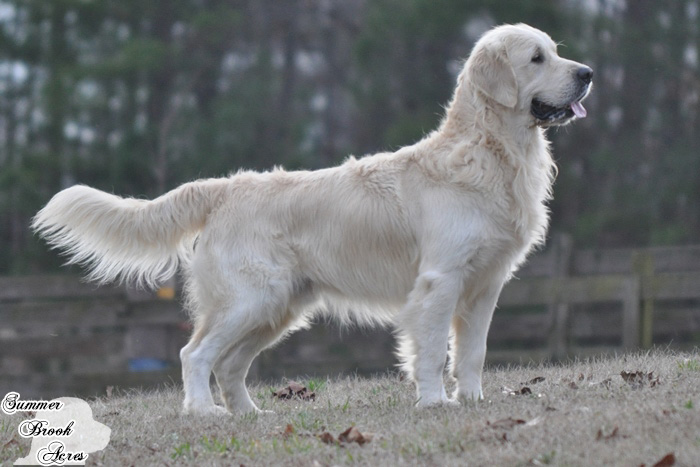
xmin=621 ymin=371 xmax=660 ymax=389
xmin=283 ymin=424 xmax=295 ymax=439
xmin=596 ymin=426 xmax=619 ymax=441
xmin=338 ymin=426 xmax=373 ymax=445
xmin=568 ymin=381 xmax=579 ymax=390
xmin=273 ymin=387 xmax=291 ymax=399
xmin=651 ymin=453 xmax=676 ymax=467
xmin=621 ymin=370 xmax=642 ymax=383
xmin=502 ymin=386 xmax=533 ymax=396
xmin=273 ymin=381 xmax=316 ymax=401
xmin=525 ymin=376 xmax=546 ymax=385
xmin=316 ymin=432 xmax=338 ymax=445
xmin=488 ymin=418 xmax=526 ymax=430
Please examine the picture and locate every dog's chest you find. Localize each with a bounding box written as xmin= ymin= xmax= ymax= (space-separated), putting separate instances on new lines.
xmin=475 ymin=136 xmax=553 ymax=251
xmin=503 ymin=151 xmax=553 ymax=254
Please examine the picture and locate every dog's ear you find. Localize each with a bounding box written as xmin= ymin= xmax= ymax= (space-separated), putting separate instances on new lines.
xmin=468 ymin=42 xmax=518 ymax=108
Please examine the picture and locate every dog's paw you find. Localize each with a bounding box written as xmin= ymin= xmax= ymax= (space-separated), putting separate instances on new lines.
xmin=455 ymin=378 xmax=484 ymax=402
xmin=455 ymin=389 xmax=484 ymax=403
xmin=415 ymin=394 xmax=458 ymax=408
xmin=444 ymin=398 xmax=461 ymax=407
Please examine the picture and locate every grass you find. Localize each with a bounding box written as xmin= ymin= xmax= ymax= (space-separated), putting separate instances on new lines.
xmin=1 ymin=349 xmax=699 ymax=466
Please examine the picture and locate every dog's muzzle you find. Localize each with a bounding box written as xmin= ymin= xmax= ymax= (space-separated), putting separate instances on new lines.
xmin=531 ymin=66 xmax=593 ymax=126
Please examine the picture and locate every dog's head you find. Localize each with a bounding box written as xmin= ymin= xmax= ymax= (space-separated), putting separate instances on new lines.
xmin=466 ymin=23 xmax=592 ymax=127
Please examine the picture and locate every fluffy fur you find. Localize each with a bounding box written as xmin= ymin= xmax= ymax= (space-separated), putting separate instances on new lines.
xmin=33 ymin=24 xmax=592 ymax=415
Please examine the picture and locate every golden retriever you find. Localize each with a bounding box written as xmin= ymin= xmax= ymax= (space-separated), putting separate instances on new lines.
xmin=33 ymin=23 xmax=592 ymax=415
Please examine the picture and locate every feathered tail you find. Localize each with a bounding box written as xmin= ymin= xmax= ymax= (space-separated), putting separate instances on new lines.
xmin=32 ymin=178 xmax=230 ymax=288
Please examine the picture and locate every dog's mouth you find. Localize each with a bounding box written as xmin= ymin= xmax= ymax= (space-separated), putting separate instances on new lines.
xmin=531 ymin=86 xmax=590 ymax=126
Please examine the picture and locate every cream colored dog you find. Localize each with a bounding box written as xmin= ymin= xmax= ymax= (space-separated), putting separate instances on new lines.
xmin=33 ymin=24 xmax=592 ymax=415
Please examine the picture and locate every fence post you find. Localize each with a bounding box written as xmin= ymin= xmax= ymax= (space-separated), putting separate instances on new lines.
xmin=633 ymin=252 xmax=655 ymax=349
xmin=621 ymin=276 xmax=641 ymax=349
xmin=548 ymin=233 xmax=573 ymax=360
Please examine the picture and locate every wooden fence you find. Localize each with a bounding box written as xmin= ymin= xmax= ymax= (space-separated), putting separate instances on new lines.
xmin=1 ymin=237 xmax=700 ymax=399
xmin=493 ymin=236 xmax=700 ymax=361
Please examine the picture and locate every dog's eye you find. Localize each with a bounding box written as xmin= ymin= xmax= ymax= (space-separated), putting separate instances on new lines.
xmin=531 ymin=52 xmax=544 ymax=64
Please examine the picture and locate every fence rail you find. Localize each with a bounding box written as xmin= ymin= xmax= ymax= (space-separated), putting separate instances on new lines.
xmin=2 ymin=237 xmax=700 ymax=398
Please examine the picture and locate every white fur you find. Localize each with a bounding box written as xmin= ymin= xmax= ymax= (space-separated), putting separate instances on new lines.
xmin=33 ymin=24 xmax=591 ymax=415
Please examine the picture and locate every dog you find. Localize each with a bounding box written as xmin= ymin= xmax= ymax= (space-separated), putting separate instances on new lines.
xmin=33 ymin=23 xmax=592 ymax=415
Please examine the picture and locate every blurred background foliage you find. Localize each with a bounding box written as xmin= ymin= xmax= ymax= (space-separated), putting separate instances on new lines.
xmin=1 ymin=0 xmax=699 ymax=274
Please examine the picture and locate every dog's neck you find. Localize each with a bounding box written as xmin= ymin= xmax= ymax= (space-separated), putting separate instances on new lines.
xmin=439 ymin=82 xmax=544 ymax=159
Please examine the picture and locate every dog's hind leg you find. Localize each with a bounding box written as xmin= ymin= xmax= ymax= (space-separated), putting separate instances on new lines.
xmin=212 ymin=279 xmax=316 ymax=414
xmin=212 ymin=315 xmax=298 ymax=414
xmin=181 ymin=257 xmax=298 ymax=415
xmin=180 ymin=313 xmax=236 ymax=416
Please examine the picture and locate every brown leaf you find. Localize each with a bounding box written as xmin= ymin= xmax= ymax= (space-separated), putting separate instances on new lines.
xmin=526 ymin=376 xmax=546 ymax=385
xmin=621 ymin=370 xmax=642 ymax=383
xmin=288 ymin=381 xmax=305 ymax=393
xmin=272 ymin=387 xmax=292 ymax=399
xmin=283 ymin=424 xmax=295 ymax=439
xmin=568 ymin=381 xmax=579 ymax=390
xmin=502 ymin=386 xmax=533 ymax=396
xmin=338 ymin=426 xmax=372 ymax=445
xmin=316 ymin=432 xmax=338 ymax=445
xmin=273 ymin=382 xmax=316 ymax=401
xmin=652 ymin=453 xmax=676 ymax=467
xmin=621 ymin=371 xmax=660 ymax=389
xmin=596 ymin=426 xmax=619 ymax=441
xmin=488 ymin=418 xmax=526 ymax=430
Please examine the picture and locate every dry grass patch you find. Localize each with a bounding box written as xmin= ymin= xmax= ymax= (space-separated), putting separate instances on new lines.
xmin=2 ymin=350 xmax=699 ymax=466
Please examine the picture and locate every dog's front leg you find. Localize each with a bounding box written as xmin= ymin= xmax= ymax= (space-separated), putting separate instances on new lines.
xmin=398 ymin=271 xmax=463 ymax=407
xmin=451 ymin=278 xmax=505 ymax=401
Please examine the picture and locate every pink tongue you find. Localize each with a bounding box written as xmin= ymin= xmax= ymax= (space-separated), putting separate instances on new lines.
xmin=571 ymin=101 xmax=587 ymax=118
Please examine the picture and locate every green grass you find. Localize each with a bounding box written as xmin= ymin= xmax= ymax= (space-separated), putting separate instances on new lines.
xmin=2 ymin=350 xmax=699 ymax=466
xmin=677 ymin=357 xmax=700 ymax=372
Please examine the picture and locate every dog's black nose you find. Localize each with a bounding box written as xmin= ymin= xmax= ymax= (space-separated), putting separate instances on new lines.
xmin=577 ymin=66 xmax=593 ymax=84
